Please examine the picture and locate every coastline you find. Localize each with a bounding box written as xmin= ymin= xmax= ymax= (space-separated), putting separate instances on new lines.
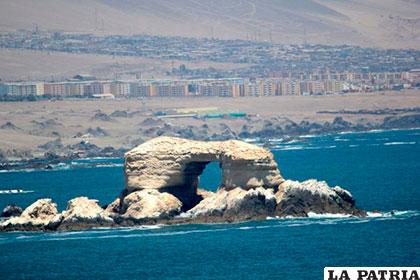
xmin=1 ymin=126 xmax=419 ymax=172
xmin=1 ymin=91 xmax=419 ymax=167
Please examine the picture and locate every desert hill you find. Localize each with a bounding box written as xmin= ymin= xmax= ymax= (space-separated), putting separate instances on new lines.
xmin=0 ymin=0 xmax=419 ymax=49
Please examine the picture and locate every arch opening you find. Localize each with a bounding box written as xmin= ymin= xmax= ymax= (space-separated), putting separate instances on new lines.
xmin=166 ymin=160 xmax=223 ymax=211
xmin=198 ymin=161 xmax=222 ymax=192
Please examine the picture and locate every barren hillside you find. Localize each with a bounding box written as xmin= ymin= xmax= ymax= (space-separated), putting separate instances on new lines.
xmin=0 ymin=0 xmax=419 ymax=48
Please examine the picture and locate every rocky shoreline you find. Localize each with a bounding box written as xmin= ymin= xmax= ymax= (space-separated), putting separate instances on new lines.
xmin=1 ymin=112 xmax=419 ymax=172
xmin=1 ymin=136 xmax=366 ymax=232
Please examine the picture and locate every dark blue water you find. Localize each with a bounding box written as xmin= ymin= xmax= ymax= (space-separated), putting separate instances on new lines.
xmin=0 ymin=129 xmax=419 ymax=279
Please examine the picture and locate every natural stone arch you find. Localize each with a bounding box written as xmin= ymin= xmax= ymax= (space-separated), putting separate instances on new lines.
xmin=124 ymin=136 xmax=284 ymax=208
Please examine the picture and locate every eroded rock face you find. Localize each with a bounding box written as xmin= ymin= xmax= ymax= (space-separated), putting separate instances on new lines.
xmin=120 ymin=189 xmax=182 ymax=222
xmin=124 ymin=136 xmax=283 ymax=208
xmin=0 ymin=199 xmax=59 ymax=231
xmin=58 ymin=197 xmax=114 ymax=230
xmin=104 ymin=198 xmax=121 ymax=215
xmin=275 ymin=180 xmax=365 ymax=217
xmin=183 ymin=187 xmax=277 ymax=222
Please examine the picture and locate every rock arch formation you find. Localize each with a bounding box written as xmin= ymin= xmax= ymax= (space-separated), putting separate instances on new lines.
xmin=1 ymin=136 xmax=366 ymax=232
xmin=124 ymin=136 xmax=284 ymax=207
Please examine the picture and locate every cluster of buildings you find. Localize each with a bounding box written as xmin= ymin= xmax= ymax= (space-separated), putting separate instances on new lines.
xmin=0 ymin=70 xmax=419 ymax=100
xmin=2 ymin=30 xmax=419 ymax=76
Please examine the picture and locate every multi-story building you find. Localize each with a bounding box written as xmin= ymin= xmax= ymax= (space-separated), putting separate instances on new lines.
xmin=278 ymin=80 xmax=301 ymax=95
xmin=150 ymin=81 xmax=188 ymax=97
xmin=194 ymin=79 xmax=244 ymax=97
xmin=83 ymin=82 xmax=104 ymax=97
xmin=64 ymin=82 xmax=84 ymax=97
xmin=111 ymin=81 xmax=130 ymax=96
xmin=44 ymin=82 xmax=65 ymax=97
xmin=3 ymin=82 xmax=44 ymax=96
xmin=324 ymin=80 xmax=343 ymax=94
xmin=129 ymin=81 xmax=151 ymax=97
xmin=408 ymin=69 xmax=420 ymax=85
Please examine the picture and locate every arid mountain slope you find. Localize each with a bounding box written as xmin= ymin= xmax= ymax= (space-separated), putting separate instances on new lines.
xmin=0 ymin=0 xmax=419 ymax=48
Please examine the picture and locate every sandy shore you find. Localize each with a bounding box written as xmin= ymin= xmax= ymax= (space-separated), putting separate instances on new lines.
xmin=0 ymin=90 xmax=419 ymax=161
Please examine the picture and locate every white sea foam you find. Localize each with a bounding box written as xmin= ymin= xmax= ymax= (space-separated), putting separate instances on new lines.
xmin=334 ymin=138 xmax=350 ymax=142
xmin=239 ymin=226 xmax=253 ymax=230
xmin=299 ymin=134 xmax=318 ymax=138
xmin=48 ymin=163 xmax=71 ymax=170
xmin=366 ymin=211 xmax=383 ymax=218
xmin=307 ymin=212 xmax=352 ymax=218
xmin=266 ymin=216 xmax=280 ymax=220
xmin=277 ymin=146 xmax=305 ymax=151
xmin=274 ymin=145 xmax=338 ymax=151
xmin=338 ymin=131 xmax=355 ymax=135
xmin=384 ymin=141 xmax=416 ymax=146
xmin=366 ymin=129 xmax=386 ymax=133
xmin=76 ymin=157 xmax=121 ymax=161
xmin=268 ymin=138 xmax=283 ymax=142
xmin=95 ymin=164 xmax=124 ymax=168
xmin=367 ymin=210 xmax=419 ymax=218
xmin=0 ymin=189 xmax=34 ymax=194
xmin=284 ymin=140 xmax=300 ymax=144
xmin=242 ymin=138 xmax=259 ymax=143
xmin=0 ymin=168 xmax=36 ymax=173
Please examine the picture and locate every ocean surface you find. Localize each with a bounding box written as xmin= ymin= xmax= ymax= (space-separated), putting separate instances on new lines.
xmin=0 ymin=129 xmax=419 ymax=279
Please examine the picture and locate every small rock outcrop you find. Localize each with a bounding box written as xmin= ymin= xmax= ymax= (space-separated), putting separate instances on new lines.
xmin=58 ymin=197 xmax=114 ymax=230
xmin=0 ymin=199 xmax=59 ymax=231
xmin=183 ymin=187 xmax=277 ymax=222
xmin=1 ymin=137 xmax=366 ymax=232
xmin=0 ymin=205 xmax=23 ymax=218
xmin=119 ymin=190 xmax=182 ymax=223
xmin=275 ymin=180 xmax=364 ymax=217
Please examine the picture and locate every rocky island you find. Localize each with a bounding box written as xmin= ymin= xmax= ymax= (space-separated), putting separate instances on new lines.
xmin=0 ymin=136 xmax=365 ymax=231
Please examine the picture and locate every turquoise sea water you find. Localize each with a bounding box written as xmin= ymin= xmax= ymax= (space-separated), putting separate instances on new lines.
xmin=0 ymin=129 xmax=419 ymax=279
